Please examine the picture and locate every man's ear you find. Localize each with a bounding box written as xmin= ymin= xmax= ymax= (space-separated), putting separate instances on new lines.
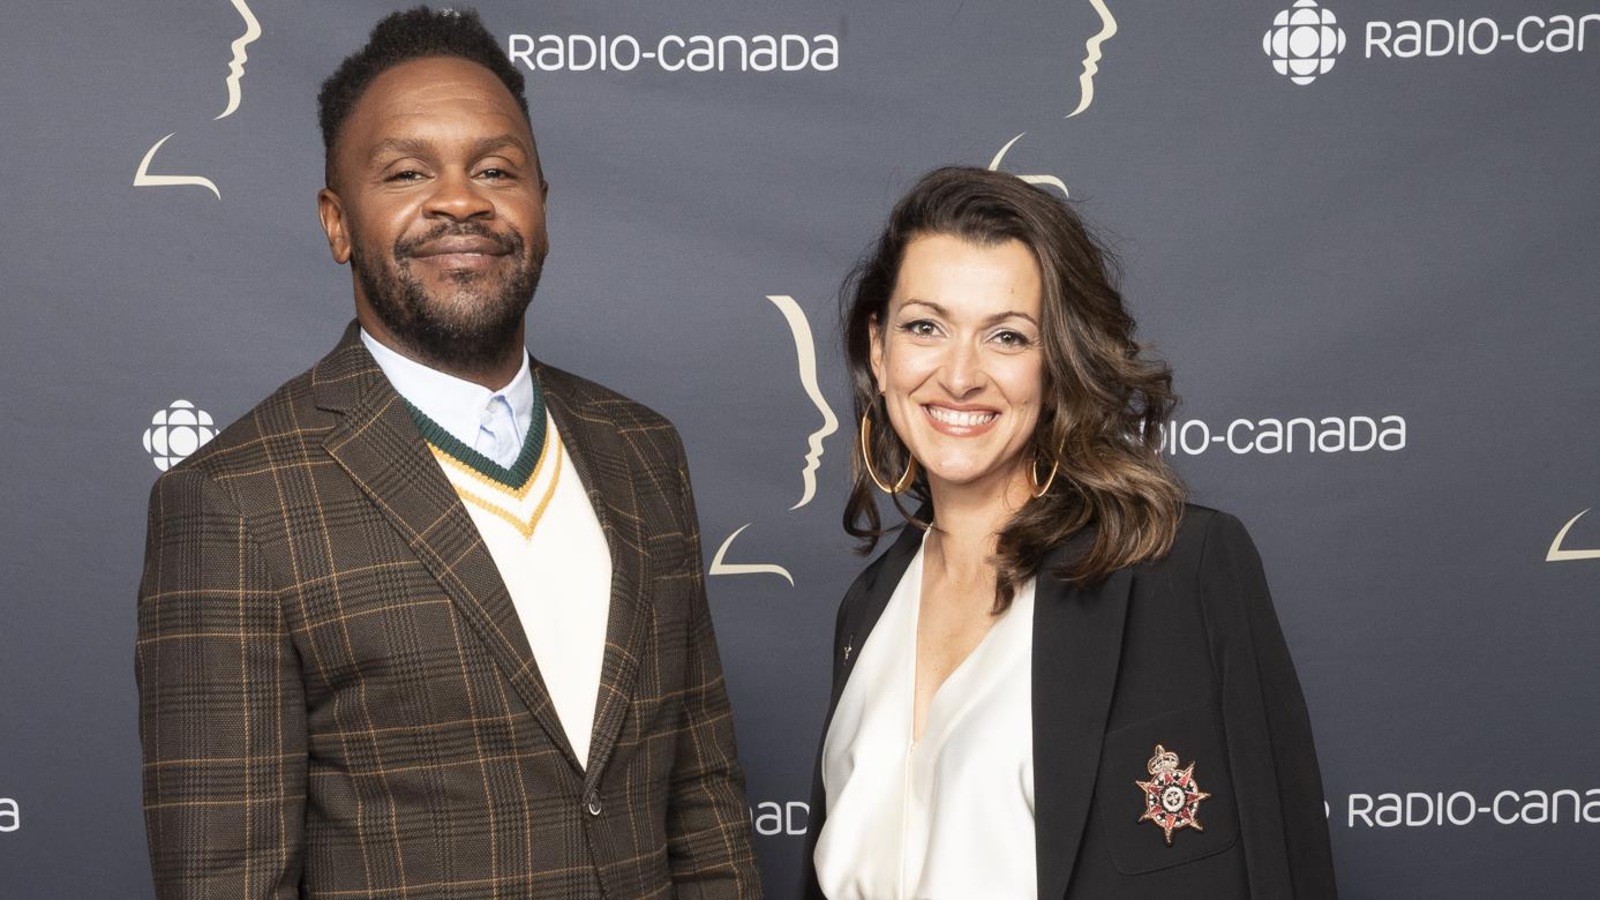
xmin=317 ymin=188 xmax=352 ymax=264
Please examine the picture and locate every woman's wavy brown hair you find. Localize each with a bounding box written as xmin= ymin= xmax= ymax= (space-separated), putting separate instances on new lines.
xmin=842 ymin=167 xmax=1186 ymax=611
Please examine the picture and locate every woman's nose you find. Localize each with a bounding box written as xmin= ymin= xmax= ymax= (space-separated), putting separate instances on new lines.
xmin=938 ymin=340 xmax=984 ymax=396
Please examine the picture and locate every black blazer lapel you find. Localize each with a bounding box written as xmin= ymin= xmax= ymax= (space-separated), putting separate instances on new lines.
xmin=829 ymin=514 xmax=927 ymax=710
xmin=1033 ymin=549 xmax=1133 ymax=900
xmin=314 ymin=328 xmax=582 ymax=771
xmin=537 ymin=367 xmax=648 ymax=784
xmin=801 ymin=512 xmax=927 ymax=898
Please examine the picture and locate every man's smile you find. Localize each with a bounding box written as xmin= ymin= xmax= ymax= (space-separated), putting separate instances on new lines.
xmin=403 ymin=231 xmax=516 ymax=273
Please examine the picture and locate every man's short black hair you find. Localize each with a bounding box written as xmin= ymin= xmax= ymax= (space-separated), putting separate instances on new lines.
xmin=317 ymin=6 xmax=530 ymax=178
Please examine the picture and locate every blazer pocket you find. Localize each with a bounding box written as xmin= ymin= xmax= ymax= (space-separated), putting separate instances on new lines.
xmin=1094 ymin=704 xmax=1240 ymax=875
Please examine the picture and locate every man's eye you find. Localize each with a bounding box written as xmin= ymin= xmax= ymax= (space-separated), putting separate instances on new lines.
xmin=478 ymin=167 xmax=513 ymax=180
xmin=386 ymin=170 xmax=425 ymax=182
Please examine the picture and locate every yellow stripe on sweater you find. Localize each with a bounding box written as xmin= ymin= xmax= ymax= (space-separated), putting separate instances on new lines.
xmin=429 ymin=434 xmax=563 ymax=539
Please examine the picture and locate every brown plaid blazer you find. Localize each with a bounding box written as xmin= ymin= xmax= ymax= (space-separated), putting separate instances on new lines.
xmin=137 ymin=324 xmax=761 ymax=898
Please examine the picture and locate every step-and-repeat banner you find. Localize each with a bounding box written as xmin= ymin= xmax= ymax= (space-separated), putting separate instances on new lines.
xmin=3 ymin=1 xmax=1598 ymax=896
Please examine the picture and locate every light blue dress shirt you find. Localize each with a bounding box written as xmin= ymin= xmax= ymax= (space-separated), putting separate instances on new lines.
xmin=360 ymin=328 xmax=535 ymax=469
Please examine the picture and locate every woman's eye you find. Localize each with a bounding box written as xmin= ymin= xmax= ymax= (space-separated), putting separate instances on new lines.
xmin=900 ymin=319 xmax=939 ymax=337
xmin=993 ymin=329 xmax=1033 ymax=349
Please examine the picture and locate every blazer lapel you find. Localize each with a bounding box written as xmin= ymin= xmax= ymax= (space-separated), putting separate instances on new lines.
xmin=314 ymin=328 xmax=582 ymax=771
xmin=802 ymin=511 xmax=927 ymax=894
xmin=1033 ymin=543 xmax=1132 ymax=900
xmin=538 ymin=369 xmax=647 ymax=784
xmin=829 ymin=514 xmax=926 ymax=710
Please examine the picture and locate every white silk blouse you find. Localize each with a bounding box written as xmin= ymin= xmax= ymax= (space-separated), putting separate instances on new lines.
xmin=814 ymin=538 xmax=1038 ymax=899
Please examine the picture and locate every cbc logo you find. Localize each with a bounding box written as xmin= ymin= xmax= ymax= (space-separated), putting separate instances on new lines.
xmin=143 ymin=400 xmax=217 ymax=472
xmin=1263 ymin=0 xmax=1348 ymax=85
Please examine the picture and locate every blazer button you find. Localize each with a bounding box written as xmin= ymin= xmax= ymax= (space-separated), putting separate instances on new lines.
xmin=585 ymin=789 xmax=602 ymax=817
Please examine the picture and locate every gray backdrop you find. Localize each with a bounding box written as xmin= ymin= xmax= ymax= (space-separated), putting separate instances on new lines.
xmin=3 ymin=0 xmax=1598 ymax=896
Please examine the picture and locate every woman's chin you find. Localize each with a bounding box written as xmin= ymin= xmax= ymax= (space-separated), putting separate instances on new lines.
xmin=922 ymin=461 xmax=1028 ymax=498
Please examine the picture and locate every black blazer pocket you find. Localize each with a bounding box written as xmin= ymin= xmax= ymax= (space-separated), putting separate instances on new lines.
xmin=1094 ymin=704 xmax=1240 ymax=875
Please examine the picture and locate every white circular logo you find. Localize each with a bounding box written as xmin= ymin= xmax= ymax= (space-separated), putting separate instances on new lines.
xmin=143 ymin=399 xmax=217 ymax=471
xmin=1263 ymin=0 xmax=1348 ymax=85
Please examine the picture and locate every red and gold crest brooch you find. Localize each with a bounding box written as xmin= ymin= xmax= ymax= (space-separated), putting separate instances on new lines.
xmin=1135 ymin=743 xmax=1211 ymax=845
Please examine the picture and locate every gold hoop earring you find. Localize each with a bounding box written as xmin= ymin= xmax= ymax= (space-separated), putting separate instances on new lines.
xmin=1028 ymin=453 xmax=1060 ymax=499
xmin=860 ymin=411 xmax=917 ymax=494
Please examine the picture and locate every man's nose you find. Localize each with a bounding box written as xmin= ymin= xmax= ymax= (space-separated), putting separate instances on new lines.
xmin=424 ymin=170 xmax=494 ymax=219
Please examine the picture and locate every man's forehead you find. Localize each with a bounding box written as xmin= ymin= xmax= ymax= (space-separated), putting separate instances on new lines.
xmin=364 ymin=134 xmax=532 ymax=165
xmin=340 ymin=56 xmax=533 ymax=152
xmin=361 ymin=57 xmax=520 ymax=116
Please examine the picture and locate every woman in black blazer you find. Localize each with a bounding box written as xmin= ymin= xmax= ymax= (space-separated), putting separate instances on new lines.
xmin=803 ymin=168 xmax=1336 ymax=898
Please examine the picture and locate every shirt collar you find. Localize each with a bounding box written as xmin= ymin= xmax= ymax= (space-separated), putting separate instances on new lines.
xmin=359 ymin=327 xmax=535 ymax=451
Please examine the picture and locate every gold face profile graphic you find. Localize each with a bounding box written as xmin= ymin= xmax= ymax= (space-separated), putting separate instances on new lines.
xmin=1068 ymin=0 xmax=1119 ymax=119
xmin=709 ymin=295 xmax=840 ymax=587
xmin=1547 ymin=508 xmax=1600 ymax=562
xmin=984 ymin=0 xmax=1119 ymax=198
xmin=133 ymin=0 xmax=262 ymax=200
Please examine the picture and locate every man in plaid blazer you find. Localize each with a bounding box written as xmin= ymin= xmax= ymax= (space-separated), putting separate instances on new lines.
xmin=136 ymin=8 xmax=761 ymax=897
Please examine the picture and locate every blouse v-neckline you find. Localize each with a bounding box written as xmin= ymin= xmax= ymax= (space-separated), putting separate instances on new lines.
xmin=910 ymin=546 xmax=1011 ymax=744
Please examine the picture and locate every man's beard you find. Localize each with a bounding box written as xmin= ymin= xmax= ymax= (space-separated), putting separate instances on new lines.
xmin=353 ymin=220 xmax=545 ymax=373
